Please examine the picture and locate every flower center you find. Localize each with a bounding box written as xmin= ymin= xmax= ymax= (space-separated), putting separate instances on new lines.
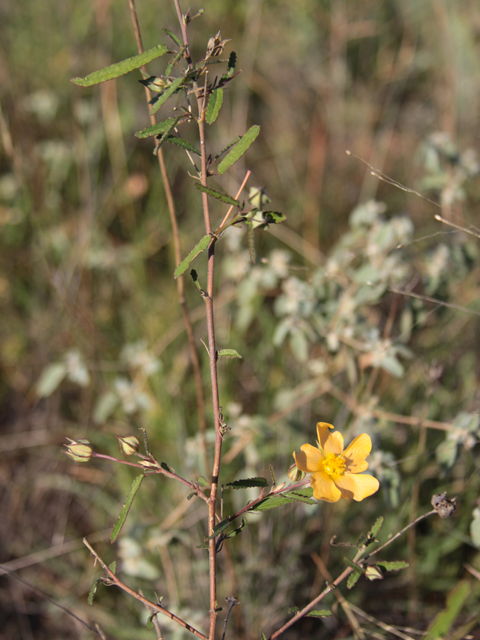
xmin=322 ymin=453 xmax=346 ymax=479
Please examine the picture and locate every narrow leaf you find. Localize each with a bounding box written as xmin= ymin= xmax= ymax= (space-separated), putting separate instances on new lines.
xmin=344 ymin=557 xmax=364 ymax=574
xmin=174 ymin=235 xmax=210 ymax=278
xmin=71 ymin=45 xmax=169 ymax=86
xmin=165 ymin=136 xmax=200 ymax=155
xmin=136 ymin=117 xmax=179 ymax=139
xmin=347 ymin=571 xmax=362 ymax=590
xmin=307 ymin=610 xmax=332 ymax=618
xmin=224 ymin=517 xmax=247 ymax=539
xmin=250 ymin=488 xmax=316 ymax=512
xmin=226 ymin=477 xmax=268 ymax=489
xmin=369 ymin=516 xmax=384 ymax=539
xmin=206 ymin=89 xmax=224 ymax=124
xmin=214 ymin=135 xmax=241 ymax=162
xmin=110 ymin=474 xmax=144 ymax=543
xmin=375 ymin=560 xmax=409 ymax=571
xmin=165 ymin=46 xmax=187 ymax=77
xmin=151 ymin=76 xmax=185 ymax=115
xmin=162 ymin=28 xmax=182 ymax=47
xmin=218 ymin=125 xmax=260 ymax=174
xmin=218 ymin=349 xmax=242 ymax=359
xmin=194 ymin=183 xmax=239 ymax=206
xmin=425 ymin=582 xmax=470 ymax=640
xmin=87 ymin=578 xmax=102 ymax=606
xmin=206 ymin=518 xmax=231 ymax=540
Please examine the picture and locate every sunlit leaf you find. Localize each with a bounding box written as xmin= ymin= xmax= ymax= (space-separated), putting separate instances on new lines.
xmin=71 ymin=45 xmax=169 ymax=86
xmin=218 ymin=349 xmax=242 ymax=359
xmin=136 ymin=117 xmax=179 ymax=138
xmin=174 ymin=235 xmax=211 ymax=278
xmin=206 ymin=89 xmax=224 ymax=124
xmin=217 ymin=125 xmax=260 ymax=174
xmin=151 ymin=76 xmax=185 ymax=115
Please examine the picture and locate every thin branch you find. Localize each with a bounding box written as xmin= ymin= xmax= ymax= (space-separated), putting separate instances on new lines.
xmin=83 ymin=540 xmax=207 ymax=640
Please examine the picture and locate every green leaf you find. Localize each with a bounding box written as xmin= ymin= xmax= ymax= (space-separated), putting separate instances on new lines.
xmin=136 ymin=117 xmax=179 ymax=138
xmin=344 ymin=558 xmax=364 ymax=574
xmin=214 ymin=135 xmax=241 ymax=161
xmin=425 ymin=582 xmax=471 ymax=640
xmin=110 ymin=474 xmax=144 ymax=543
xmin=174 ymin=235 xmax=211 ymax=278
xmin=369 ymin=516 xmax=384 ymax=539
xmin=35 ymin=362 xmax=67 ymax=397
xmin=162 ymin=28 xmax=182 ymax=47
xmin=87 ymin=578 xmax=102 ymax=606
xmin=250 ymin=488 xmax=316 ymax=512
xmin=108 ymin=560 xmax=117 ymax=574
xmin=217 ymin=125 xmax=260 ymax=174
xmin=165 ymin=46 xmax=187 ymax=77
xmin=206 ymin=518 xmax=231 ymax=540
xmin=71 ymin=45 xmax=169 ymax=86
xmin=263 ymin=211 xmax=287 ymax=225
xmin=218 ymin=349 xmax=242 ymax=359
xmin=164 ymin=136 xmax=200 ymax=155
xmin=347 ymin=571 xmax=362 ymax=590
xmin=151 ymin=76 xmax=185 ymax=115
xmin=307 ymin=610 xmax=332 ymax=618
xmin=206 ymin=89 xmax=224 ymax=124
xmin=471 ymin=508 xmax=480 ymax=548
xmin=197 ymin=476 xmax=210 ymax=487
xmin=224 ymin=517 xmax=247 ymax=539
xmin=194 ymin=183 xmax=239 ymax=206
xmin=226 ymin=477 xmax=268 ymax=489
xmin=375 ymin=560 xmax=409 ymax=571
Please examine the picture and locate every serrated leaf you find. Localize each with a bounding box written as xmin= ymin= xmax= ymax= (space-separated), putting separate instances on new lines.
xmin=165 ymin=46 xmax=187 ymax=77
xmin=214 ymin=135 xmax=241 ymax=162
xmin=249 ymin=488 xmax=315 ymax=512
xmin=164 ymin=136 xmax=200 ymax=155
xmin=263 ymin=211 xmax=287 ymax=225
xmin=71 ymin=45 xmax=169 ymax=86
xmin=217 ymin=125 xmax=260 ymax=174
xmin=162 ymin=28 xmax=182 ymax=47
xmin=110 ymin=474 xmax=144 ymax=543
xmin=87 ymin=578 xmax=102 ymax=606
xmin=136 ymin=117 xmax=179 ymax=138
xmin=151 ymin=76 xmax=185 ymax=115
xmin=35 ymin=362 xmax=67 ymax=397
xmin=174 ymin=235 xmax=210 ymax=278
xmin=194 ymin=183 xmax=239 ymax=206
xmin=218 ymin=349 xmax=242 ymax=359
xmin=206 ymin=89 xmax=224 ymax=124
xmin=375 ymin=560 xmax=409 ymax=571
xmin=226 ymin=477 xmax=268 ymax=489
xmin=307 ymin=610 xmax=332 ymax=618
xmin=347 ymin=571 xmax=362 ymax=590
xmin=369 ymin=516 xmax=384 ymax=539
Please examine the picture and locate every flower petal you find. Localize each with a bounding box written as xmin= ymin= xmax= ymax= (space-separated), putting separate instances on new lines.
xmin=311 ymin=470 xmax=342 ymax=502
xmin=343 ymin=434 xmax=372 ymax=472
xmin=317 ymin=422 xmax=343 ymax=455
xmin=293 ymin=443 xmax=324 ymax=473
xmin=335 ymin=473 xmax=380 ymax=502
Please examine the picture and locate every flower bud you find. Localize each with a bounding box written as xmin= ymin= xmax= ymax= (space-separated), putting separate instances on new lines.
xmin=365 ymin=565 xmax=383 ymax=581
xmin=138 ymin=460 xmax=158 ymax=469
xmin=116 ymin=435 xmax=140 ymax=456
xmin=287 ymin=463 xmax=306 ymax=483
xmin=64 ymin=438 xmax=93 ymax=462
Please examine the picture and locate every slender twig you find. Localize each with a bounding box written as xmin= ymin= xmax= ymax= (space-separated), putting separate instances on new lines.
xmin=83 ymin=540 xmax=207 ymax=640
xmin=128 ymin=0 xmax=210 ymax=474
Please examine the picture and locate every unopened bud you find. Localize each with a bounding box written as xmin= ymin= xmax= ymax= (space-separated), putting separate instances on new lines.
xmin=365 ymin=565 xmax=383 ymax=581
xmin=287 ymin=463 xmax=306 ymax=483
xmin=64 ymin=438 xmax=93 ymax=462
xmin=138 ymin=460 xmax=158 ymax=469
xmin=116 ymin=435 xmax=140 ymax=456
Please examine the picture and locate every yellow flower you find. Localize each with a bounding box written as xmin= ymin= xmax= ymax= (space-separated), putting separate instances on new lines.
xmin=293 ymin=422 xmax=379 ymax=503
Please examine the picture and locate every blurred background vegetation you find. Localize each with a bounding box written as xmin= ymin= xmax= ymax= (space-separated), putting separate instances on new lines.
xmin=1 ymin=0 xmax=480 ymax=638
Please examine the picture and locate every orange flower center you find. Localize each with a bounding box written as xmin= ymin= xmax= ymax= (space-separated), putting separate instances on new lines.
xmin=322 ymin=453 xmax=346 ymax=479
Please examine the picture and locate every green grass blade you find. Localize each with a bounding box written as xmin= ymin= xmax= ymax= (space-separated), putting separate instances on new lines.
xmin=174 ymin=235 xmax=210 ymax=279
xmin=110 ymin=474 xmax=144 ymax=543
xmin=71 ymin=45 xmax=169 ymax=87
xmin=218 ymin=125 xmax=260 ymax=174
